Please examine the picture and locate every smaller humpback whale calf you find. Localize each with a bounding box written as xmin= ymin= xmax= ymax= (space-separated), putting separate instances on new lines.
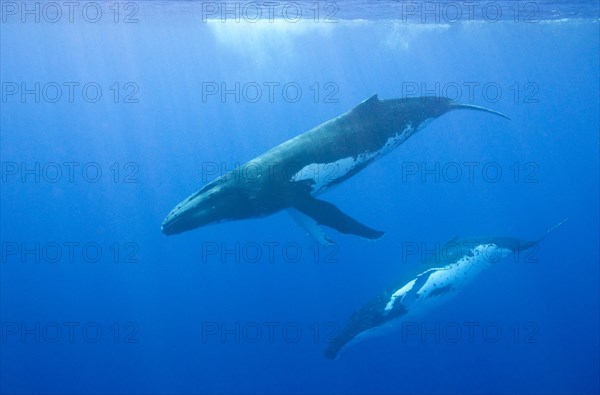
xmin=324 ymin=219 xmax=568 ymax=359
xmin=161 ymin=95 xmax=508 ymax=241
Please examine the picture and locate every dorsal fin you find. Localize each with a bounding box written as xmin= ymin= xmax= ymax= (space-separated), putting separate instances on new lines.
xmin=353 ymin=94 xmax=379 ymax=113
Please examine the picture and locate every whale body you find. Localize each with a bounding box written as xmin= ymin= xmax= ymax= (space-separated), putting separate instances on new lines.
xmin=161 ymin=95 xmax=508 ymax=240
xmin=324 ymin=219 xmax=567 ymax=359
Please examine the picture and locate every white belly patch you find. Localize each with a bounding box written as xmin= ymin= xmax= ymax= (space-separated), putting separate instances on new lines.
xmin=291 ymin=123 xmax=416 ymax=193
xmin=384 ymin=243 xmax=510 ymax=314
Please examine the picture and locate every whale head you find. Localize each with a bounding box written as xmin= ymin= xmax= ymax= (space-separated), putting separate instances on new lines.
xmin=162 ymin=177 xmax=232 ymax=235
xmin=161 ymin=171 xmax=277 ymax=236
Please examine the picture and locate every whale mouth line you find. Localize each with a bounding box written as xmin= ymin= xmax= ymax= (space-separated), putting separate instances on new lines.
xmin=161 ymin=213 xmax=186 ymax=235
xmin=161 ymin=222 xmax=174 ymax=235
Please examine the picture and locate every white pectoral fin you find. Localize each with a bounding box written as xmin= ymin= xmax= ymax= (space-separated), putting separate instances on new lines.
xmin=288 ymin=208 xmax=334 ymax=246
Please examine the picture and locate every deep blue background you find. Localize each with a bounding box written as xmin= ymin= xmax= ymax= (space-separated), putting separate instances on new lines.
xmin=1 ymin=2 xmax=599 ymax=394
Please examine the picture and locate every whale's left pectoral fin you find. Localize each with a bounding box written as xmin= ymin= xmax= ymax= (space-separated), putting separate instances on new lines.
xmin=290 ymin=195 xmax=384 ymax=240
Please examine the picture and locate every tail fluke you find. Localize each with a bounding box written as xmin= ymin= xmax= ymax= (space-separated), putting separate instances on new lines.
xmin=450 ymin=103 xmax=511 ymax=120
xmin=520 ymin=217 xmax=568 ymax=251
xmin=535 ymin=217 xmax=569 ymax=245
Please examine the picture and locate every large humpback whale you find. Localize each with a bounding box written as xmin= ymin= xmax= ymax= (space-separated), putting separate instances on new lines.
xmin=324 ymin=219 xmax=568 ymax=359
xmin=161 ymin=95 xmax=508 ymax=239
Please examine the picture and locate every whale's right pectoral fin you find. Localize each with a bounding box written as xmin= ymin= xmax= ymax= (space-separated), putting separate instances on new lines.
xmin=290 ymin=195 xmax=384 ymax=240
xmin=288 ymin=208 xmax=335 ymax=246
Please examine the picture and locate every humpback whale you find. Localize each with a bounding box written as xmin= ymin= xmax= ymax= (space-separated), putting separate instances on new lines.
xmin=324 ymin=219 xmax=568 ymax=359
xmin=161 ymin=95 xmax=508 ymax=239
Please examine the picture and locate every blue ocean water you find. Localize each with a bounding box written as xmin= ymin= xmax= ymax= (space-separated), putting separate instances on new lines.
xmin=1 ymin=1 xmax=599 ymax=394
